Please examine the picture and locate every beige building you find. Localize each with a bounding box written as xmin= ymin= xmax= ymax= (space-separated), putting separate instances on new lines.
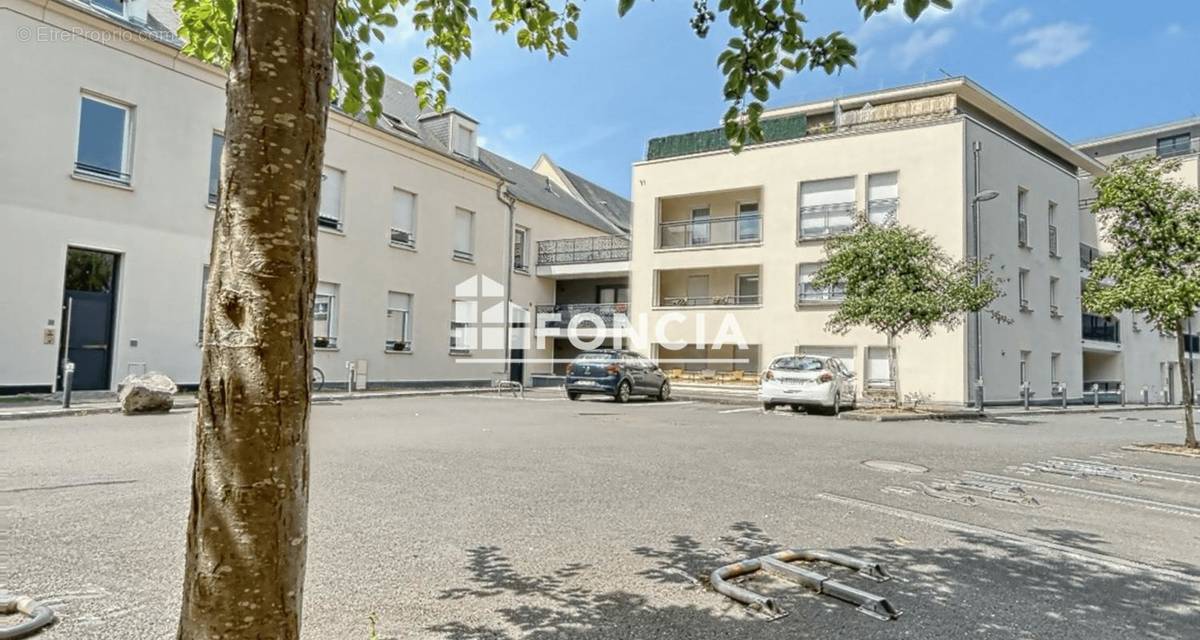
xmin=1076 ymin=117 xmax=1200 ymax=404
xmin=626 ymin=77 xmax=1186 ymax=406
xmin=0 ymin=0 xmax=629 ymax=393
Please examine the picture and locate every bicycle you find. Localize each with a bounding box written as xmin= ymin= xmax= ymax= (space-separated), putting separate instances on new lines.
xmin=312 ymin=366 xmax=325 ymax=393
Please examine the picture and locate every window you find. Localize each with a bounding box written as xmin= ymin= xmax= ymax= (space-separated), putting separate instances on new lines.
xmin=452 ymin=121 xmax=477 ymax=159
xmin=90 ymin=0 xmax=125 ymax=17
xmin=1019 ymin=350 xmax=1031 ymax=386
xmin=450 ymin=299 xmax=474 ymax=353
xmin=314 ymin=282 xmax=339 ymax=348
xmin=797 ymin=263 xmax=844 ymax=303
xmin=597 ymin=285 xmax=628 ymax=304
xmin=1156 ymin=133 xmax=1192 ymax=158
xmin=867 ymin=172 xmax=899 ymax=225
xmin=386 ymin=292 xmax=412 ymax=352
xmin=513 ymin=226 xmax=529 ymax=272
xmin=1049 ymin=277 xmax=1060 ymax=317
xmin=1016 ymin=188 xmax=1029 ymax=248
xmin=798 ymin=177 xmax=855 ymax=239
xmin=1018 ymin=269 xmax=1030 ymax=310
xmin=1050 ymin=352 xmax=1061 ymax=387
xmin=795 ymin=346 xmax=855 ymax=376
xmin=736 ymin=202 xmax=761 ymax=242
xmin=686 ymin=274 xmax=710 ymax=305
xmin=735 ymin=273 xmax=760 ymax=305
xmin=208 ymin=133 xmax=224 ymax=205
xmin=76 ymin=94 xmax=132 ymax=183
xmin=391 ymin=188 xmax=416 ymax=247
xmin=1017 ymin=187 xmax=1028 ymax=215
xmin=453 ymin=208 xmax=475 ymax=260
xmin=1047 ymin=202 xmax=1058 ymax=257
xmin=689 ymin=207 xmax=711 ymax=245
xmin=318 ymin=167 xmax=345 ymax=230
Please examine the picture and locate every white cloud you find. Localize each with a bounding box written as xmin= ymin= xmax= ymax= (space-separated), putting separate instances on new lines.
xmin=999 ymin=7 xmax=1032 ymax=30
xmin=1011 ymin=22 xmax=1091 ymax=69
xmin=890 ymin=27 xmax=955 ymax=71
xmin=501 ymin=124 xmax=527 ymax=141
xmin=1165 ymin=23 xmax=1184 ymax=37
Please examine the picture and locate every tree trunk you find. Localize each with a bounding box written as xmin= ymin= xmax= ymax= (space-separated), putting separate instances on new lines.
xmin=887 ymin=334 xmax=900 ymax=408
xmin=1177 ymin=320 xmax=1197 ymax=449
xmin=177 ymin=2 xmax=335 ymax=638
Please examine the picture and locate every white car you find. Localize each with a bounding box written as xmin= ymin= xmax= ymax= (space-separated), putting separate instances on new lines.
xmin=759 ymin=354 xmax=857 ymax=413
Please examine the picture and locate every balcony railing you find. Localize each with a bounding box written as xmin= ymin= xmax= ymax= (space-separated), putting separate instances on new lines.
xmin=1156 ymin=136 xmax=1198 ymax=158
xmin=659 ymin=295 xmax=760 ymax=307
xmin=536 ymin=235 xmax=630 ymax=266
xmin=1079 ymin=196 xmax=1098 ymax=211
xmin=1082 ymin=313 xmax=1120 ymax=343
xmin=798 ymin=202 xmax=855 ymax=240
xmin=535 ymin=303 xmax=628 ymax=328
xmin=867 ymin=198 xmax=899 ymax=225
xmin=1017 ymin=213 xmax=1029 ymax=247
xmin=1080 ymin=244 xmax=1101 ymax=271
xmin=659 ymin=214 xmax=761 ymax=249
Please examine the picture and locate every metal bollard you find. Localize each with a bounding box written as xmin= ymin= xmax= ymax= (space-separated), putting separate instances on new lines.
xmin=345 ymin=361 xmax=356 ymax=394
xmin=1091 ymin=383 xmax=1100 ymax=408
xmin=1060 ymin=382 xmax=1068 ymax=410
xmin=1022 ymin=382 xmax=1030 ymax=411
xmin=1161 ymin=388 xmax=1170 ymax=405
xmin=61 ymin=361 xmax=75 ymax=409
xmin=1141 ymin=386 xmax=1149 ymax=406
xmin=1119 ymin=383 xmax=1126 ymax=407
xmin=975 ymin=378 xmax=985 ymax=411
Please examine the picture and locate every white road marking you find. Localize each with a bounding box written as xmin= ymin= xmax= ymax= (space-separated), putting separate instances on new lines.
xmin=1053 ymin=456 xmax=1200 ymax=485
xmin=964 ymin=471 xmax=1200 ymax=518
xmin=718 ymin=407 xmax=759 ymax=414
xmin=815 ymin=493 xmax=1200 ymax=583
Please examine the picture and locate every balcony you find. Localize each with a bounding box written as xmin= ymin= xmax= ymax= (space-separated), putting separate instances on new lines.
xmin=1082 ymin=313 xmax=1120 ymax=350
xmin=535 ymin=302 xmax=629 ymax=328
xmin=655 ymin=266 xmax=761 ymax=309
xmin=659 ymin=214 xmax=761 ymax=249
xmin=1080 ymin=244 xmax=1100 ymax=271
xmin=535 ymin=235 xmax=631 ymax=279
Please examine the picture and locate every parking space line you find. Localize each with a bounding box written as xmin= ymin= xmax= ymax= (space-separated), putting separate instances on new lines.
xmin=1051 ymin=457 xmax=1200 ymax=485
xmin=815 ymin=493 xmax=1200 ymax=583
xmin=964 ymin=471 xmax=1200 ymax=518
xmin=718 ymin=407 xmax=760 ymax=414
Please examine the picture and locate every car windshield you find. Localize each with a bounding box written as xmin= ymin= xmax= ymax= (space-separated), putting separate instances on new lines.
xmin=575 ymin=352 xmax=618 ymax=362
xmin=771 ymin=356 xmax=825 ymax=371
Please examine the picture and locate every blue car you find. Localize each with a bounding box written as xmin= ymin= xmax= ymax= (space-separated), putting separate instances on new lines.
xmin=564 ymin=350 xmax=671 ymax=403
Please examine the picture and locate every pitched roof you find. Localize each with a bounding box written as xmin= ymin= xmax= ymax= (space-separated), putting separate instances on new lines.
xmin=478 ymin=150 xmax=622 ymax=234
xmin=557 ymin=167 xmax=631 ymax=232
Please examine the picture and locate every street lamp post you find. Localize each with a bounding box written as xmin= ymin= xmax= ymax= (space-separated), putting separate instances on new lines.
xmin=971 ymin=141 xmax=1000 ymax=411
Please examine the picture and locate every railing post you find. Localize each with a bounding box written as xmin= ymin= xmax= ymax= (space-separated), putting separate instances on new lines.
xmin=61 ymin=361 xmax=74 ymax=409
xmin=345 ymin=360 xmax=356 ymax=394
xmin=1119 ymin=383 xmax=1126 ymax=407
xmin=1060 ymin=382 xmax=1067 ymax=410
xmin=1091 ymin=383 xmax=1099 ymax=408
xmin=1141 ymin=386 xmax=1149 ymax=406
xmin=1022 ymin=382 xmax=1030 ymax=411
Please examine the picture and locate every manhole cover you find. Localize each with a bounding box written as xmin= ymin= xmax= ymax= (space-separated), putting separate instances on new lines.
xmin=862 ymin=460 xmax=929 ymax=473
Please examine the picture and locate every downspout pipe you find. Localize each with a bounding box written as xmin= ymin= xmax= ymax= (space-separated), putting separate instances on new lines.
xmin=496 ymin=180 xmax=517 ymax=377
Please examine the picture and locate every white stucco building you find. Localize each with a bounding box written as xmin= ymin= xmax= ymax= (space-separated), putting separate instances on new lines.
xmin=0 ymin=0 xmax=630 ymax=393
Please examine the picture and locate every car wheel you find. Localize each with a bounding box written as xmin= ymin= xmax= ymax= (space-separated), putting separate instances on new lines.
xmin=831 ymin=393 xmax=841 ymax=416
xmin=790 ymin=404 xmax=802 ymax=412
xmin=657 ymin=381 xmax=671 ymax=401
xmin=762 ymin=402 xmax=776 ymax=411
xmin=615 ymin=381 xmax=632 ymax=403
xmin=567 ymin=391 xmax=580 ymax=401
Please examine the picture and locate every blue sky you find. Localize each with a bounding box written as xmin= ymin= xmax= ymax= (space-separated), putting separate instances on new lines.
xmin=378 ymin=0 xmax=1199 ymax=197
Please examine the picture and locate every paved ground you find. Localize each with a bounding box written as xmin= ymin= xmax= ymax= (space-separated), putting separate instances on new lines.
xmin=3 ymin=391 xmax=1199 ymax=639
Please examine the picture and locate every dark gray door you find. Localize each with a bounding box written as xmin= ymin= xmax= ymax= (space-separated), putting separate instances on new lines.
xmin=58 ymin=248 xmax=119 ymax=391
xmin=509 ymin=323 xmax=526 ymax=384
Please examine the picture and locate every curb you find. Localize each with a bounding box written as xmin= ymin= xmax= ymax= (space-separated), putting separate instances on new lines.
xmin=838 ymin=410 xmax=984 ymax=423
xmin=0 ymin=388 xmax=493 ymax=422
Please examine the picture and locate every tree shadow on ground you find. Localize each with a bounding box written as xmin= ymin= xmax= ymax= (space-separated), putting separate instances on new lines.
xmin=425 ymin=522 xmax=1200 ymax=639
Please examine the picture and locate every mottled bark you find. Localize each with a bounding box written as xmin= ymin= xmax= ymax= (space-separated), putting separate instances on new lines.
xmin=1178 ymin=321 xmax=1197 ymax=448
xmin=177 ymin=1 xmax=335 ymax=638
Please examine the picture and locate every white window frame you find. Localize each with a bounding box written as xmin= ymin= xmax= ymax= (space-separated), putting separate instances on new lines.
xmin=75 ymin=92 xmax=134 ymax=184
xmin=318 ymin=167 xmax=345 ymax=231
xmin=513 ymin=226 xmax=530 ymax=272
xmin=90 ymin=0 xmax=126 ymax=19
xmin=390 ymin=187 xmax=417 ymax=248
xmin=735 ymin=201 xmax=761 ymax=242
xmin=1018 ymin=269 xmax=1030 ymax=311
xmin=689 ymin=207 xmax=711 ymax=245
xmin=1049 ymin=276 xmax=1060 ymax=317
xmin=314 ymin=282 xmax=340 ymax=349
xmin=1047 ymin=201 xmax=1059 ymax=257
xmin=798 ymin=176 xmax=856 ymax=239
xmin=453 ymin=207 xmax=475 ymax=261
xmin=1020 ymin=350 xmax=1031 ymax=385
xmin=867 ymin=171 xmax=899 ymax=225
xmin=208 ymin=132 xmax=224 ymax=205
xmin=451 ymin=117 xmax=479 ymax=160
xmin=386 ymin=291 xmax=413 ymax=352
xmin=735 ymin=272 xmax=760 ymax=305
xmin=796 ymin=262 xmax=844 ymax=304
xmin=450 ymin=299 xmax=474 ymax=354
xmin=1050 ymin=352 xmax=1061 ymax=387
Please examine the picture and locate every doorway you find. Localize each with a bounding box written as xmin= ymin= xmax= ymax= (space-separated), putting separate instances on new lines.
xmin=58 ymin=248 xmax=120 ymax=391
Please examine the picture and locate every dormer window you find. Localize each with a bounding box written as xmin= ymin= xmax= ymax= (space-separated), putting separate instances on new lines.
xmin=452 ymin=118 xmax=478 ymax=160
xmin=91 ymin=0 xmax=147 ymax=23
xmin=92 ymin=0 xmax=125 ymax=17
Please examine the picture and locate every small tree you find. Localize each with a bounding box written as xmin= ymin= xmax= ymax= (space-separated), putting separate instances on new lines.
xmin=1083 ymin=157 xmax=1200 ymax=448
xmin=814 ymin=217 xmax=1005 ymax=407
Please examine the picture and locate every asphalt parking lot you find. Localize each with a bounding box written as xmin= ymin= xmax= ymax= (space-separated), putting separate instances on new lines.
xmin=4 ymin=390 xmax=1199 ymax=639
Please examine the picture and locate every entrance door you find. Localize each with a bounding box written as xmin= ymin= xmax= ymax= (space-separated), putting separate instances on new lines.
xmin=509 ymin=322 xmax=526 ymax=384
xmin=58 ymin=248 xmax=119 ymax=391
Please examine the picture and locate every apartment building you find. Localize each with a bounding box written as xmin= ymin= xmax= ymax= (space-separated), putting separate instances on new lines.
xmin=628 ymin=77 xmax=1133 ymax=406
xmin=1076 ymin=117 xmax=1200 ymax=404
xmin=0 ymin=0 xmax=629 ymax=393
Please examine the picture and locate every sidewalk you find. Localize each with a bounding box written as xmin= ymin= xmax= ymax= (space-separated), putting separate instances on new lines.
xmin=0 ymin=387 xmax=493 ymax=421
